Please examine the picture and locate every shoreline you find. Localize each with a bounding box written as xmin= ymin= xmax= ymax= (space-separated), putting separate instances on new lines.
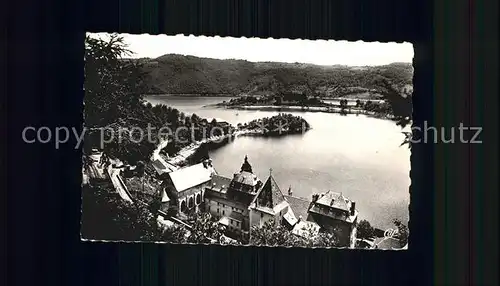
xmin=144 ymin=93 xmax=236 ymax=97
xmin=210 ymin=104 xmax=395 ymax=120
xmin=157 ymin=124 xmax=312 ymax=168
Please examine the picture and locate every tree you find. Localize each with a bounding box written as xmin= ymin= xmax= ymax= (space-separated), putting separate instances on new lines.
xmin=186 ymin=212 xmax=227 ymax=244
xmin=84 ymin=34 xmax=158 ymax=163
xmin=161 ymin=224 xmax=189 ymax=243
xmin=81 ymin=185 xmax=162 ymax=241
xmin=250 ymin=220 xmax=340 ymax=248
xmin=339 ymin=99 xmax=348 ymax=115
xmin=356 ymin=219 xmax=375 ymax=239
xmin=84 ymin=34 xmax=148 ymax=127
xmin=274 ymin=96 xmax=283 ymax=106
xmin=250 ymin=221 xmax=297 ymax=247
xmin=393 ymin=219 xmax=409 ymax=245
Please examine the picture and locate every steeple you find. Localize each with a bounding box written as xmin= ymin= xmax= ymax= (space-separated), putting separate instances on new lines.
xmin=240 ymin=155 xmax=253 ymax=173
xmin=253 ymin=173 xmax=285 ymax=209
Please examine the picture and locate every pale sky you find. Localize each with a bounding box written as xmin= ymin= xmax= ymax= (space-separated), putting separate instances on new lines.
xmin=89 ymin=33 xmax=413 ymax=66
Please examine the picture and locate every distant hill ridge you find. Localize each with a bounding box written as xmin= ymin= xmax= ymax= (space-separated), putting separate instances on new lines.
xmin=129 ymin=54 xmax=413 ymax=97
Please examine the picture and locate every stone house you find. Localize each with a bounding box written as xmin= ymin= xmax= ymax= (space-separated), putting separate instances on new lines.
xmin=307 ymin=190 xmax=358 ymax=247
xmin=204 ymin=156 xmax=263 ymax=237
xmin=248 ymin=173 xmax=290 ymax=229
xmin=164 ymin=160 xmax=216 ymax=216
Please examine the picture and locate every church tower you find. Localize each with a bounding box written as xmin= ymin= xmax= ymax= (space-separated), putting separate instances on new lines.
xmin=249 ymin=170 xmax=290 ymax=229
xmin=240 ymin=155 xmax=253 ymax=173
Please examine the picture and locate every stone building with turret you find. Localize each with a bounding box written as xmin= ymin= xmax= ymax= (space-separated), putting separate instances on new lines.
xmin=307 ymin=190 xmax=358 ymax=247
xmin=248 ymin=171 xmax=290 ymax=229
xmin=203 ymin=156 xmax=264 ymax=238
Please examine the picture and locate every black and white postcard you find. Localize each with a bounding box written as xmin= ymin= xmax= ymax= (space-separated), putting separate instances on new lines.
xmin=81 ymin=33 xmax=413 ymax=249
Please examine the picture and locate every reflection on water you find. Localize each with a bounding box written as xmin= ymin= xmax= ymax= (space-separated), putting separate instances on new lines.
xmin=145 ymin=95 xmax=410 ymax=229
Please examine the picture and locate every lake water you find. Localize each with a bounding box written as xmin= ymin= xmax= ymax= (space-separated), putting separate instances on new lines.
xmin=145 ymin=95 xmax=410 ymax=229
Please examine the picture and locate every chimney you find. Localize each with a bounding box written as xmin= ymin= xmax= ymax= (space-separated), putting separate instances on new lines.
xmin=288 ymin=186 xmax=293 ymax=196
xmin=298 ymin=215 xmax=302 ymax=222
xmin=350 ymin=202 xmax=356 ymax=216
xmin=312 ymin=194 xmax=319 ymax=202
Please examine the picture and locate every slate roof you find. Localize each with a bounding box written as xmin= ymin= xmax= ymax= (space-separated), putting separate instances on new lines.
xmin=228 ymin=211 xmax=245 ymax=222
xmin=151 ymin=158 xmax=169 ymax=175
xmin=253 ymin=175 xmax=286 ymax=209
xmin=285 ymin=195 xmax=312 ymax=221
xmin=227 ymin=190 xmax=256 ymax=207
xmin=205 ymin=174 xmax=256 ymax=207
xmin=316 ymin=191 xmax=351 ymax=212
xmin=207 ymin=175 xmax=232 ymax=194
xmin=240 ymin=155 xmax=253 ymax=173
xmin=232 ymin=171 xmax=260 ymax=186
xmin=168 ymin=163 xmax=213 ymax=192
xmin=150 ymin=156 xmax=178 ymax=175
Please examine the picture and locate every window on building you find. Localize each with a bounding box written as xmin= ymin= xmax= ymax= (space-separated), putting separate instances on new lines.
xmin=222 ymin=210 xmax=225 ymax=215
xmin=236 ymin=222 xmax=240 ymax=227
xmin=230 ymin=219 xmax=233 ymax=225
xmin=217 ymin=209 xmax=219 ymax=213
xmin=260 ymin=213 xmax=263 ymax=218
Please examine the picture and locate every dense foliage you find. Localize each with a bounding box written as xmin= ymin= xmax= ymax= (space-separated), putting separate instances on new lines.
xmin=84 ymin=34 xmax=159 ymax=163
xmin=82 ymin=185 xmax=239 ymax=244
xmin=139 ymin=55 xmax=413 ymax=99
xmin=80 ymin=185 xmax=162 ymax=241
xmin=84 ymin=35 xmax=232 ymax=163
xmin=160 ymin=212 xmax=239 ymax=245
xmin=250 ymin=220 xmax=340 ymax=248
xmin=223 ymin=93 xmax=326 ymax=107
xmin=356 ymin=219 xmax=375 ymax=239
xmin=140 ymin=54 xmax=413 ymax=138
xmin=393 ymin=219 xmax=409 ymax=245
xmin=242 ymin=113 xmax=311 ymax=135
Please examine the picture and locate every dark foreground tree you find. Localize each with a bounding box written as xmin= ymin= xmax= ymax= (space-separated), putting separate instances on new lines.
xmin=81 ymin=185 xmax=162 ymax=241
xmin=357 ymin=219 xmax=375 ymax=239
xmin=84 ymin=34 xmax=158 ymax=163
xmin=375 ymin=77 xmax=413 ymax=127
xmin=393 ymin=219 xmax=409 ymax=245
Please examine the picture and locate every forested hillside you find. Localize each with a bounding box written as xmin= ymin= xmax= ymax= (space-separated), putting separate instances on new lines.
xmin=133 ymin=54 xmax=413 ymax=98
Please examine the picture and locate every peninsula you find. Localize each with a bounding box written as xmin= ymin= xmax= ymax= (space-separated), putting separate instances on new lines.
xmin=209 ymin=93 xmax=398 ymax=120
